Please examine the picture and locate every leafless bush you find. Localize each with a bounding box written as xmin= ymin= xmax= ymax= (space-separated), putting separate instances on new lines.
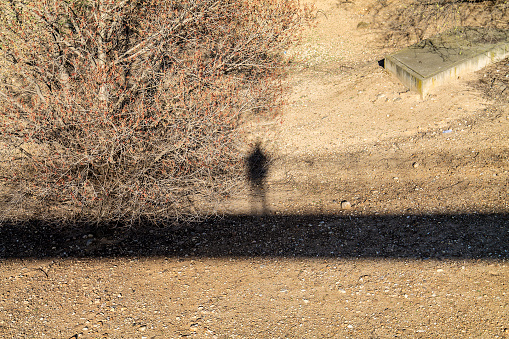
xmin=476 ymin=57 xmax=509 ymax=104
xmin=370 ymin=0 xmax=509 ymax=46
xmin=0 ymin=0 xmax=309 ymax=225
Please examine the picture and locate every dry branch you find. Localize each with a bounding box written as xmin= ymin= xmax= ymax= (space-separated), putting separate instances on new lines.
xmin=0 ymin=0 xmax=309 ymax=225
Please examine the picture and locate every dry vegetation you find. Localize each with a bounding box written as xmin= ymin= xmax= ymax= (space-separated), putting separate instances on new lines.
xmin=0 ymin=0 xmax=309 ymax=225
xmin=370 ymin=0 xmax=509 ymax=46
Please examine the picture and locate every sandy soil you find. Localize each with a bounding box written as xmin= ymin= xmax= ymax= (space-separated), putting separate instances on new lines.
xmin=1 ymin=0 xmax=509 ymax=338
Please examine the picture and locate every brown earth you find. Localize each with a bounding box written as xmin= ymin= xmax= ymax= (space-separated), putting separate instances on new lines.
xmin=1 ymin=0 xmax=509 ymax=338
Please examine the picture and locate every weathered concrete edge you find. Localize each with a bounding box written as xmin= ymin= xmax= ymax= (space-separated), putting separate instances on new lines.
xmin=385 ymin=41 xmax=509 ymax=99
xmin=384 ymin=55 xmax=425 ymax=97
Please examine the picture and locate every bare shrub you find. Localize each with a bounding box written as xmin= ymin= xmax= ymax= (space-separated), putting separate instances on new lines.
xmin=0 ymin=0 xmax=309 ymax=224
xmin=476 ymin=57 xmax=509 ymax=104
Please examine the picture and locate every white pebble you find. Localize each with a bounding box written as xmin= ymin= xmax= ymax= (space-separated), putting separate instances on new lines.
xmin=341 ymin=201 xmax=352 ymax=209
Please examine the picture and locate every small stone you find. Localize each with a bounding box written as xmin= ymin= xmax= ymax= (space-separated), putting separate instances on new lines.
xmin=412 ymin=162 xmax=419 ymax=168
xmin=356 ymin=21 xmax=370 ymax=29
xmin=340 ymin=201 xmax=352 ymax=210
xmin=139 ymin=325 xmax=147 ymax=331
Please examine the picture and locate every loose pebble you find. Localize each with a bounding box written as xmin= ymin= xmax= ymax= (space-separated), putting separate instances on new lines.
xmin=341 ymin=201 xmax=352 ymax=209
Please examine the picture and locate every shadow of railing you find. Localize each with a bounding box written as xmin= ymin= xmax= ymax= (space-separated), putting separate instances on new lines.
xmin=1 ymin=213 xmax=507 ymax=259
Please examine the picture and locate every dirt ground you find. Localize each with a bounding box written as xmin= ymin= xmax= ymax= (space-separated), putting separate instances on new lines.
xmin=1 ymin=0 xmax=509 ymax=338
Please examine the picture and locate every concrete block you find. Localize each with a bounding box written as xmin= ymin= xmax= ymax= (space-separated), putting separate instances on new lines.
xmin=384 ymin=27 xmax=509 ymax=99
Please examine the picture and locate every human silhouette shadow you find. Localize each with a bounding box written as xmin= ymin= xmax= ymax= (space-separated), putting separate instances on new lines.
xmin=246 ymin=142 xmax=269 ymax=215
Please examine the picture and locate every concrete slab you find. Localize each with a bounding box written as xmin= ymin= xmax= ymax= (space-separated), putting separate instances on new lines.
xmin=384 ymin=27 xmax=509 ymax=98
